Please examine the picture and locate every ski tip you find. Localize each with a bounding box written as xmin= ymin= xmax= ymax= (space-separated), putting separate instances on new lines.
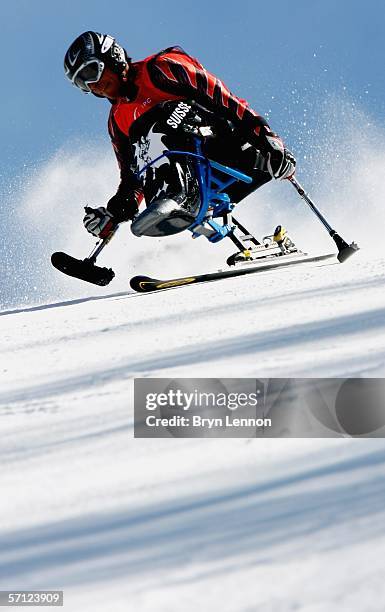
xmin=130 ymin=275 xmax=160 ymax=293
xmin=130 ymin=274 xmax=197 ymax=293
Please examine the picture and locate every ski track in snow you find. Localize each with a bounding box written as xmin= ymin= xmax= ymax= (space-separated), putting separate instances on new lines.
xmin=1 ymin=250 xmax=385 ymax=611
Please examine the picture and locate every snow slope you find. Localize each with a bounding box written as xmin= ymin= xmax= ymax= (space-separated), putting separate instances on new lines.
xmin=1 ymin=249 xmax=385 ymax=611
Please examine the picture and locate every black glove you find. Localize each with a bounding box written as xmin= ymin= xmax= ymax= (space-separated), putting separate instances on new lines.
xmin=265 ymin=134 xmax=296 ymax=180
xmin=106 ymin=189 xmax=142 ymax=222
xmin=83 ymin=207 xmax=117 ymax=239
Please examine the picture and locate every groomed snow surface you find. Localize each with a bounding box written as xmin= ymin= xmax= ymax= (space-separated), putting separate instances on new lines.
xmin=1 ymin=248 xmax=385 ymax=611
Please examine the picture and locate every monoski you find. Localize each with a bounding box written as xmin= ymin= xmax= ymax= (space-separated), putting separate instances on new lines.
xmin=52 ymin=136 xmax=358 ymax=291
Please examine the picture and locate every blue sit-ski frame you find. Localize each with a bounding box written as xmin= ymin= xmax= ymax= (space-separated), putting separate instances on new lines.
xmin=136 ymin=137 xmax=253 ymax=243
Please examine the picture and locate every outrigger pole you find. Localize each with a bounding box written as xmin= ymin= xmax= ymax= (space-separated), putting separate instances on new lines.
xmin=288 ymin=176 xmax=359 ymax=263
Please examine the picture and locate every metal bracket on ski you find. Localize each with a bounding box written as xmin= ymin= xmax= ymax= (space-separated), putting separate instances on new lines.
xmin=225 ymin=218 xmax=297 ymax=266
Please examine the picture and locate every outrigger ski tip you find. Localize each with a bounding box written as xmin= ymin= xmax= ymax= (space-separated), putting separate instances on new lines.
xmin=129 ymin=252 xmax=336 ymax=293
xmin=51 ymin=227 xmax=118 ymax=286
xmin=51 ymin=252 xmax=115 ymax=286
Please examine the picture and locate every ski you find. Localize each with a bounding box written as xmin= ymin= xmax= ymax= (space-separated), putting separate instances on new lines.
xmin=129 ymin=252 xmax=336 ymax=293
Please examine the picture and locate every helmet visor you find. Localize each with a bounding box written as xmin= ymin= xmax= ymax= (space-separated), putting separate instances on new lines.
xmin=72 ymin=60 xmax=105 ymax=93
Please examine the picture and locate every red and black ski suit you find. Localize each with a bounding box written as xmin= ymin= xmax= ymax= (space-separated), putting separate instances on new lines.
xmin=106 ymin=46 xmax=278 ymax=222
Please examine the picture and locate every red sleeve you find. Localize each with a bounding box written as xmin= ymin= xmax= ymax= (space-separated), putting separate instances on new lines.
xmin=148 ymin=48 xmax=273 ymax=149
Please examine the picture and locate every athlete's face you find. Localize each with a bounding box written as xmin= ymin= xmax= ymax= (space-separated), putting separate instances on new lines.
xmin=88 ymin=66 xmax=122 ymax=99
xmin=89 ymin=63 xmax=130 ymax=99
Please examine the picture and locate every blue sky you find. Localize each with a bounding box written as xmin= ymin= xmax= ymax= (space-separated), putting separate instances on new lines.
xmin=1 ymin=0 xmax=384 ymax=180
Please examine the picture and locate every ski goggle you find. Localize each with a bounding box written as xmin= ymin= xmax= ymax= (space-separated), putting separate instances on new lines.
xmin=71 ymin=59 xmax=105 ymax=93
